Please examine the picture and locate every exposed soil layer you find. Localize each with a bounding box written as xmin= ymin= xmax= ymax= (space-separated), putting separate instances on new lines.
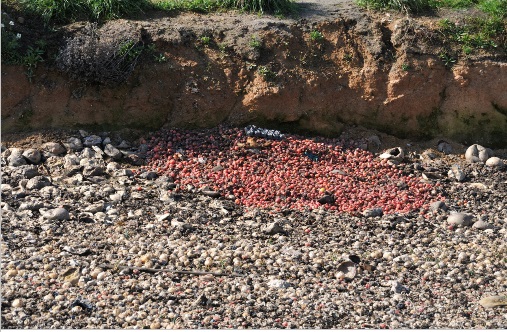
xmin=2 ymin=0 xmax=507 ymax=147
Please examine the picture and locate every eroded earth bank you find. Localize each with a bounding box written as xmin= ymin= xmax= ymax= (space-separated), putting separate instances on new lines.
xmin=2 ymin=0 xmax=507 ymax=147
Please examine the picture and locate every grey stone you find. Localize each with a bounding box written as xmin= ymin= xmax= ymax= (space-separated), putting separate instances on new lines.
xmin=12 ymin=165 xmax=39 ymax=179
xmin=42 ymin=142 xmax=66 ymax=156
xmin=7 ymin=148 xmax=27 ymax=167
xmin=104 ymin=144 xmax=122 ymax=160
xmin=391 ymin=280 xmax=410 ymax=294
xmin=43 ymin=207 xmax=70 ymax=221
xmin=83 ymin=135 xmax=102 ymax=147
xmin=26 ymin=176 xmax=51 ymax=190
xmin=362 ymin=207 xmax=383 ymax=218
xmin=267 ymin=279 xmax=291 ymax=289
xmin=80 ymin=148 xmax=96 ymax=159
xmin=367 ymin=135 xmax=381 ymax=151
xmin=437 ymin=140 xmax=453 ymax=154
xmin=63 ymin=137 xmax=83 ymax=152
xmin=64 ymin=154 xmax=80 ymax=168
xmin=139 ymin=171 xmax=158 ymax=180
xmin=85 ymin=202 xmax=104 ymax=213
xmin=447 ymin=212 xmax=474 ymax=227
xmin=63 ymin=165 xmax=83 ymax=177
xmin=430 ymin=201 xmax=448 ymax=212
xmin=473 ymin=216 xmax=493 ymax=230
xmin=92 ymin=146 xmax=105 ymax=158
xmin=18 ymin=201 xmax=44 ymax=211
xmin=117 ymin=140 xmax=131 ymax=149
xmin=485 ymin=157 xmax=504 ymax=167
xmin=22 ymin=149 xmax=41 ymax=164
xmin=106 ymin=162 xmax=121 ymax=172
xmin=123 ymin=153 xmax=144 ymax=166
xmin=201 ymin=190 xmax=220 ymax=198
xmin=448 ymin=165 xmax=466 ymax=182
xmin=262 ymin=221 xmax=285 ymax=235
xmin=170 ymin=219 xmax=195 ymax=231
xmin=83 ymin=166 xmax=105 ymax=177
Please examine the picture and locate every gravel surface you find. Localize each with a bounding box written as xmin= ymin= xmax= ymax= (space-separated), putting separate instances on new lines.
xmin=1 ymin=127 xmax=507 ymax=329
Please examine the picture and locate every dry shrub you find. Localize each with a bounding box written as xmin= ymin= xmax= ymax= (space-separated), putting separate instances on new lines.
xmin=56 ymin=21 xmax=143 ymax=85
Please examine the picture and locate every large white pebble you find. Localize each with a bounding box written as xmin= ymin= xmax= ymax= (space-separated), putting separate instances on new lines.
xmin=448 ymin=212 xmax=474 ymax=227
xmin=12 ymin=299 xmax=23 ymax=308
xmin=485 ymin=157 xmax=504 ymax=167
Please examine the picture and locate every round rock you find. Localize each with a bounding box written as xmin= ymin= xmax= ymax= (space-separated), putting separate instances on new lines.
xmin=7 ymin=148 xmax=27 ymax=166
xmin=22 ymin=148 xmax=42 ymax=164
xmin=43 ymin=207 xmax=70 ymax=221
xmin=485 ymin=157 xmax=504 ymax=167
xmin=63 ymin=137 xmax=83 ymax=152
xmin=83 ymin=135 xmax=102 ymax=147
xmin=447 ymin=212 xmax=474 ymax=227
xmin=465 ymin=144 xmax=492 ymax=163
xmin=104 ymin=144 xmax=122 ymax=160
xmin=42 ymin=142 xmax=66 ymax=156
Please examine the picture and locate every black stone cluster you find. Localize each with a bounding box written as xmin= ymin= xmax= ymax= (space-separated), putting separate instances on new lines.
xmin=244 ymin=125 xmax=285 ymax=140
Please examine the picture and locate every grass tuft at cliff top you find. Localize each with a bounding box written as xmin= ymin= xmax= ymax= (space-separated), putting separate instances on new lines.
xmin=11 ymin=0 xmax=297 ymax=25
xmin=356 ymin=0 xmax=507 ymax=16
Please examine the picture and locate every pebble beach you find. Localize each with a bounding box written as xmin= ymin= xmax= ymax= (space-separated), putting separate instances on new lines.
xmin=1 ymin=126 xmax=506 ymax=329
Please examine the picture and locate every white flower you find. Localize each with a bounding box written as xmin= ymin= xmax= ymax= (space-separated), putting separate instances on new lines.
xmin=9 ymin=21 xmax=14 ymax=26
xmin=1 ymin=23 xmax=4 ymax=28
xmin=16 ymin=33 xmax=21 ymax=39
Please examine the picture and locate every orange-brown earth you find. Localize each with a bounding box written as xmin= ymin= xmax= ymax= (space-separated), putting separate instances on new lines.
xmin=2 ymin=1 xmax=506 ymax=147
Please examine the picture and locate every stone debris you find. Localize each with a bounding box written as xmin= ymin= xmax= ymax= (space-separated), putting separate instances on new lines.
xmin=1 ymin=128 xmax=507 ymax=329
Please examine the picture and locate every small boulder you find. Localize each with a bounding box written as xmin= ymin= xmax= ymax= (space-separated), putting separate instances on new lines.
xmin=26 ymin=176 xmax=51 ymax=190
xmin=430 ymin=201 xmax=448 ymax=212
xmin=465 ymin=144 xmax=492 ymax=163
xmin=42 ymin=142 xmax=66 ymax=156
xmin=437 ymin=140 xmax=453 ymax=155
xmin=262 ymin=221 xmax=285 ymax=235
xmin=485 ymin=157 xmax=504 ymax=168
xmin=63 ymin=137 xmax=83 ymax=152
xmin=43 ymin=207 xmax=70 ymax=221
xmin=362 ymin=207 xmax=383 ymax=218
xmin=447 ymin=212 xmax=474 ymax=227
xmin=83 ymin=135 xmax=102 ymax=147
xmin=104 ymin=144 xmax=122 ymax=160
xmin=7 ymin=148 xmax=27 ymax=166
xmin=22 ymin=149 xmax=42 ymax=164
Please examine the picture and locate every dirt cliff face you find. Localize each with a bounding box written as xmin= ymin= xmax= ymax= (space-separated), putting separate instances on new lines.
xmin=2 ymin=5 xmax=507 ymax=147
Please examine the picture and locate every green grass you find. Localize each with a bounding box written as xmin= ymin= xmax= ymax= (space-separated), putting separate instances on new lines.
xmin=355 ymin=0 xmax=433 ymax=13
xmin=151 ymin=0 xmax=296 ymax=15
xmin=356 ymin=0 xmax=507 ymax=16
xmin=14 ymin=0 xmax=296 ymax=25
xmin=18 ymin=0 xmax=152 ymax=24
